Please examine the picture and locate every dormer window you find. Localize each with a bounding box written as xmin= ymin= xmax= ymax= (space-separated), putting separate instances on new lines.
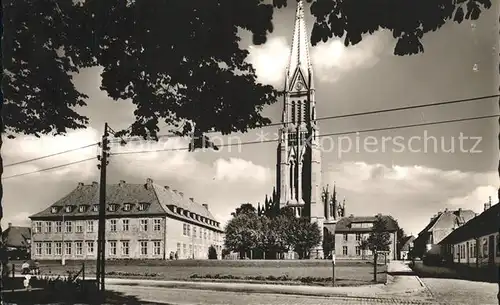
xmin=123 ymin=203 xmax=131 ymax=211
xmin=92 ymin=205 xmax=99 ymax=212
xmin=51 ymin=207 xmax=59 ymax=214
xmin=78 ymin=205 xmax=86 ymax=213
xmin=138 ymin=203 xmax=148 ymax=211
xmin=64 ymin=206 xmax=72 ymax=213
xmin=172 ymin=207 xmax=177 ymax=213
xmin=108 ymin=204 xmax=118 ymax=212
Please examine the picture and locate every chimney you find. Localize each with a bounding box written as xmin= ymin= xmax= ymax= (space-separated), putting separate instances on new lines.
xmin=179 ymin=192 xmax=184 ymax=197
xmin=349 ymin=214 xmax=354 ymax=218
xmin=119 ymin=180 xmax=126 ymax=186
xmin=173 ymin=189 xmax=178 ymax=193
xmin=202 ymin=204 xmax=208 ymax=210
xmin=189 ymin=197 xmax=194 ymax=202
xmin=164 ymin=186 xmax=170 ymax=190
xmin=444 ymin=208 xmax=448 ymax=212
xmin=146 ymin=178 xmax=153 ymax=184
xmin=92 ymin=181 xmax=98 ymax=187
xmin=77 ymin=182 xmax=84 ymax=188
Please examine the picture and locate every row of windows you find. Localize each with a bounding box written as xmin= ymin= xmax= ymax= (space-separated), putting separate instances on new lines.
xmin=342 ymin=233 xmax=368 ymax=242
xmin=33 ymin=219 xmax=162 ymax=234
xmin=34 ymin=240 xmax=162 ymax=256
xmin=175 ymin=242 xmax=222 ymax=258
xmin=455 ymin=235 xmax=500 ymax=259
xmin=51 ymin=203 xmax=150 ymax=214
xmin=341 ymin=246 xmax=363 ymax=256
xmin=182 ymin=223 xmax=221 ymax=242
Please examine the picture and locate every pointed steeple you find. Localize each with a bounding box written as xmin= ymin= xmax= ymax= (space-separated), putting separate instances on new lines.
xmin=286 ymin=0 xmax=313 ymax=91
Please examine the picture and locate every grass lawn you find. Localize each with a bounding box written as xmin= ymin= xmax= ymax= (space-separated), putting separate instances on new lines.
xmin=10 ymin=259 xmax=387 ymax=286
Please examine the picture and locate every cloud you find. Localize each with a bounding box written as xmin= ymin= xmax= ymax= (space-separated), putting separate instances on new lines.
xmin=2 ymin=128 xmax=100 ymax=180
xmin=247 ymin=37 xmax=290 ymax=86
xmin=214 ymin=158 xmax=272 ymax=183
xmin=324 ymin=161 xmax=498 ymax=235
xmin=246 ymin=33 xmax=387 ymax=86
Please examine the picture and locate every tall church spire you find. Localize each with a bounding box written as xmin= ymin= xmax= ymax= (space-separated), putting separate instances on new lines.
xmin=285 ymin=0 xmax=314 ymax=91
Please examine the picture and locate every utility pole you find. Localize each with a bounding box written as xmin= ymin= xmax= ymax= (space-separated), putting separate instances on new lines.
xmin=96 ymin=123 xmax=110 ymax=293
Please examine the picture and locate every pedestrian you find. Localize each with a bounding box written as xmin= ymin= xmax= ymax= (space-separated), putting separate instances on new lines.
xmin=21 ymin=261 xmax=30 ymax=274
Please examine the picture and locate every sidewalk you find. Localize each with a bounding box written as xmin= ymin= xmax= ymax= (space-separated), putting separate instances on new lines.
xmin=106 ymin=261 xmax=430 ymax=299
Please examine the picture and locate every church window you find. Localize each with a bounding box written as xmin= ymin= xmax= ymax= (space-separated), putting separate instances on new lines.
xmin=312 ymin=106 xmax=315 ymax=121
xmin=291 ymin=102 xmax=296 ymax=124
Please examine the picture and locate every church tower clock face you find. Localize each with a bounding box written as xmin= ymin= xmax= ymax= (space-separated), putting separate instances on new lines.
xmin=295 ymin=80 xmax=304 ymax=91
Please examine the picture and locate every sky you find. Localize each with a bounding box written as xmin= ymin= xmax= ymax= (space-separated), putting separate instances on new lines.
xmin=2 ymin=2 xmax=499 ymax=237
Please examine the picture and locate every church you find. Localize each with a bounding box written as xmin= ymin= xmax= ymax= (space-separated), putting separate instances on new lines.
xmin=258 ymin=1 xmax=399 ymax=260
xmin=269 ymin=0 xmax=333 ymax=259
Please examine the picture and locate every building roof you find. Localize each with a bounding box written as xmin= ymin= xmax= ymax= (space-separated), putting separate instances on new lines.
xmin=29 ymin=179 xmax=222 ymax=232
xmin=334 ymin=214 xmax=399 ymax=233
xmin=416 ymin=208 xmax=476 ymax=238
xmin=438 ymin=203 xmax=500 ymax=245
xmin=400 ymin=236 xmax=415 ymax=251
xmin=2 ymin=225 xmax=31 ymax=248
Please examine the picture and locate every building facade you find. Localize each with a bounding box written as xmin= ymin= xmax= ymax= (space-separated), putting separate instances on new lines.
xmin=29 ymin=179 xmax=224 ymax=260
xmin=413 ymin=208 xmax=476 ymax=258
xmin=399 ymin=235 xmax=415 ymax=260
xmin=275 ymin=0 xmax=325 ymax=258
xmin=334 ymin=215 xmax=398 ymax=260
xmin=439 ymin=199 xmax=500 ymax=267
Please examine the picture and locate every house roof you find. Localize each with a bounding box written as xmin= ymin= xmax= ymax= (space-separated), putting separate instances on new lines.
xmin=400 ymin=236 xmax=415 ymax=251
xmin=29 ymin=179 xmax=222 ymax=232
xmin=438 ymin=203 xmax=500 ymax=245
xmin=416 ymin=209 xmax=476 ymax=239
xmin=2 ymin=226 xmax=31 ymax=248
xmin=334 ymin=214 xmax=399 ymax=233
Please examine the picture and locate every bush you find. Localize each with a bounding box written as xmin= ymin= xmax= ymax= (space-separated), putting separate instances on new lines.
xmin=208 ymin=246 xmax=218 ymax=259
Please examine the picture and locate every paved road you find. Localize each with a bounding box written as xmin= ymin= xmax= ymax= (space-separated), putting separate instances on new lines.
xmin=108 ymin=284 xmax=438 ymax=305
xmin=421 ymin=278 xmax=498 ymax=305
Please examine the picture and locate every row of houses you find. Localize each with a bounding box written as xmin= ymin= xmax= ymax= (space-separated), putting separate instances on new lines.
xmin=413 ymin=197 xmax=499 ymax=267
xmin=27 ymin=179 xmax=225 ymax=260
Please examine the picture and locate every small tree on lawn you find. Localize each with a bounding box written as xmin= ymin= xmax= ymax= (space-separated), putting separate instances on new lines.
xmin=322 ymin=228 xmax=334 ymax=258
xmin=367 ymin=217 xmax=392 ymax=258
xmin=208 ymin=245 xmax=218 ymax=260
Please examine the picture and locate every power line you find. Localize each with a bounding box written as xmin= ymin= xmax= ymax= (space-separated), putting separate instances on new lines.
xmin=111 ymin=114 xmax=499 ymax=155
xmin=2 ymin=157 xmax=96 ymax=180
xmin=2 ymin=114 xmax=496 ymax=180
xmin=6 ymin=93 xmax=498 ymax=168
xmin=3 ymin=143 xmax=98 ymax=168
xmin=115 ymin=93 xmax=498 ymax=143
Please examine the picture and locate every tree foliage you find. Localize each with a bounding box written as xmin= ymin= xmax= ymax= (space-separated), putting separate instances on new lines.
xmin=231 ymin=203 xmax=257 ymax=217
xmin=322 ymin=228 xmax=334 ymax=258
xmin=208 ymin=245 xmax=218 ymax=259
xmin=224 ymin=206 xmax=321 ymax=259
xmin=367 ymin=217 xmax=392 ymax=252
xmin=274 ymin=0 xmax=492 ymax=56
xmin=287 ymin=218 xmax=322 ymax=259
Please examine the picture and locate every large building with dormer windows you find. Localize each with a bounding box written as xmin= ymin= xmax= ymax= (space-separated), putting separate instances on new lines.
xmin=29 ymin=178 xmax=224 ymax=260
